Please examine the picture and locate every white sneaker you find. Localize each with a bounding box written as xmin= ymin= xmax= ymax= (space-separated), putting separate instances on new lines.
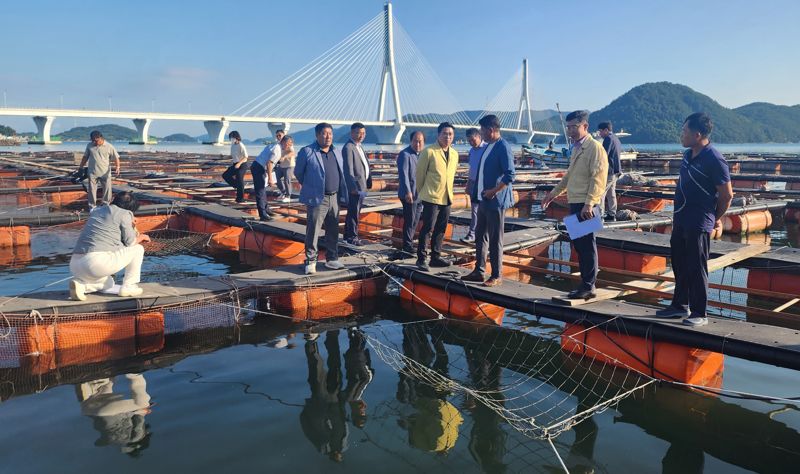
xmin=101 ymin=276 xmax=115 ymax=293
xmin=69 ymin=279 xmax=86 ymax=301
xmin=325 ymin=260 xmax=345 ymax=270
xmin=119 ymin=285 xmax=144 ymax=297
xmin=304 ymin=261 xmax=317 ymax=275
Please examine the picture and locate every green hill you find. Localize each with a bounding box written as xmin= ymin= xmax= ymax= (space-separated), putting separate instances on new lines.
xmin=57 ymin=124 xmax=159 ymax=142
xmin=161 ymin=133 xmax=198 ymax=143
xmin=0 ymin=124 xmax=16 ymax=136
xmin=588 ymin=82 xmax=777 ymax=143
xmin=734 ymin=102 xmax=800 ymax=142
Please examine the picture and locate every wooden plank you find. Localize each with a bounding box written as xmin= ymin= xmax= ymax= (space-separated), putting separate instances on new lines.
xmin=553 ymin=244 xmax=771 ymax=306
xmin=774 ymin=298 xmax=800 ymax=313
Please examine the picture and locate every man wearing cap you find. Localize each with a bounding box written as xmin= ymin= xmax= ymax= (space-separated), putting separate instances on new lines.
xmin=78 ymin=130 xmax=121 ymax=210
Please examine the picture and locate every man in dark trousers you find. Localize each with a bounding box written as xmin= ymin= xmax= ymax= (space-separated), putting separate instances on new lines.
xmin=542 ymin=110 xmax=609 ymax=299
xmin=657 ymin=113 xmax=732 ymax=327
xmin=342 ymin=122 xmax=371 ymax=246
xmin=597 ymin=122 xmax=622 ymax=221
xmin=396 ymin=130 xmax=425 ymax=255
xmin=460 ymin=115 xmax=515 ymax=287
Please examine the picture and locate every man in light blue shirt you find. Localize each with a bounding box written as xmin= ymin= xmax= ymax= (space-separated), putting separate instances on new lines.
xmin=461 ymin=128 xmax=485 ymax=243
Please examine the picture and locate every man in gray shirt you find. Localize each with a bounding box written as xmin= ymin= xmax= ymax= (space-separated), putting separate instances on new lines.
xmin=78 ymin=130 xmax=121 ymax=209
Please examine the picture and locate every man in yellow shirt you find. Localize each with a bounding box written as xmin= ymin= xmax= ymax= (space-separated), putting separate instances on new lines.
xmin=542 ymin=110 xmax=609 ymax=299
xmin=415 ymin=123 xmax=458 ymax=271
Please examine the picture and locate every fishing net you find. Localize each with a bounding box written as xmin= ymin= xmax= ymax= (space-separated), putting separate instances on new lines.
xmin=141 ymin=229 xmax=212 ymax=256
xmin=363 ymin=317 xmax=656 ymax=441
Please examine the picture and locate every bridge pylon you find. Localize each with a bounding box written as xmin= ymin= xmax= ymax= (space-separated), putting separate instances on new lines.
xmin=375 ymin=1 xmax=405 ymax=144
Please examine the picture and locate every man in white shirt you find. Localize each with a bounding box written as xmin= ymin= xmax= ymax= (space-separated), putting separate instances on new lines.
xmin=222 ymin=131 xmax=249 ymax=203
xmin=342 ymin=123 xmax=371 ymax=246
xmin=252 ymin=130 xmax=284 ymax=220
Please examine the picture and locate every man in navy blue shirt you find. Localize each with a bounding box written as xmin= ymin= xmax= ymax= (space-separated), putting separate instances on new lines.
xmin=597 ymin=122 xmax=622 ymax=221
xmin=656 ymin=113 xmax=733 ymax=327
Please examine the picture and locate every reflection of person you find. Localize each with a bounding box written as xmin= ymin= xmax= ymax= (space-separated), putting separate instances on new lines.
xmin=69 ymin=191 xmax=150 ymax=300
xmin=465 ymin=347 xmax=507 ymax=473
xmin=76 ymin=373 xmax=152 ymax=456
xmin=342 ymin=327 xmax=374 ymax=428
xmin=542 ymin=110 xmax=609 ymax=300
xmin=300 ymin=330 xmax=348 ymax=463
xmin=78 ymin=130 xmax=121 ymax=210
xmin=221 ymin=131 xmax=249 ymax=203
xmin=396 ymin=323 xmax=462 ymax=453
xmin=396 ymin=131 xmax=425 ymax=255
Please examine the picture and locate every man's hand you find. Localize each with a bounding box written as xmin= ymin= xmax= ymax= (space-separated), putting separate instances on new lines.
xmin=405 ymin=192 xmax=413 ymax=204
xmin=268 ymin=179 xmax=275 ymax=187
xmin=541 ymin=191 xmax=554 ymax=210
xmin=350 ymin=189 xmax=359 ymax=196
xmin=481 ymin=188 xmax=498 ymax=200
xmin=581 ymin=204 xmax=594 ymax=220
xmin=714 ymin=219 xmax=723 ymax=232
xmin=115 ymin=167 xmax=121 ymax=177
xmin=136 ymin=233 xmax=151 ymax=244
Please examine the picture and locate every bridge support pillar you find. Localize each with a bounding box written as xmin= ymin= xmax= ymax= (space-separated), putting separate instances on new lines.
xmin=130 ymin=118 xmax=154 ymax=144
xmin=373 ymin=123 xmax=406 ymax=145
xmin=30 ymin=116 xmax=57 ymax=144
xmin=267 ymin=122 xmax=291 ymax=137
xmin=509 ymin=131 xmax=535 ymax=145
xmin=203 ymin=120 xmax=230 ymax=145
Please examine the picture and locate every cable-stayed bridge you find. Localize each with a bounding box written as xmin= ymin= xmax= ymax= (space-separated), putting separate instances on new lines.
xmin=0 ymin=3 xmax=559 ymax=145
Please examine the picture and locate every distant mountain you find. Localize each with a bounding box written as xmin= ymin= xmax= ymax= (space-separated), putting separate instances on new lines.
xmin=161 ymin=133 xmax=198 ymax=143
xmin=588 ymin=82 xmax=799 ymax=143
xmin=57 ymin=124 xmax=160 ymax=142
xmin=734 ymin=102 xmax=800 ymax=142
xmin=0 ymin=124 xmax=16 ymax=136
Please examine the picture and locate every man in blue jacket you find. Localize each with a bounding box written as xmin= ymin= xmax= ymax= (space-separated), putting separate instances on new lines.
xmin=396 ymin=130 xmax=425 ymax=255
xmin=294 ymin=123 xmax=349 ymax=275
xmin=461 ymin=115 xmax=515 ymax=287
xmin=597 ymin=122 xmax=622 ymax=221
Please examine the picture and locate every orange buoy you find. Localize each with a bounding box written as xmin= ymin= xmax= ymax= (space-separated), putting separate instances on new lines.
xmin=400 ymin=280 xmax=504 ymax=325
xmin=560 ymin=323 xmax=723 ymax=385
xmin=573 ymin=245 xmax=666 ymax=274
xmin=0 ymin=226 xmax=31 ymax=248
xmin=271 ymin=277 xmax=386 ymax=320
xmin=239 ymin=230 xmax=305 ymax=260
xmin=722 ymin=210 xmax=772 ymax=234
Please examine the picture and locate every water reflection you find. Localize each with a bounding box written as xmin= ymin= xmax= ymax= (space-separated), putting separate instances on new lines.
xmin=300 ymin=328 xmax=375 ymax=462
xmin=76 ymin=373 xmax=153 ymax=456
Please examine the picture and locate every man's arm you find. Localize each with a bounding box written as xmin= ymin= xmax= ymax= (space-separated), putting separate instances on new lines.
xmin=293 ymin=149 xmax=307 ymax=185
xmin=714 ymin=181 xmax=734 ymax=228
xmin=542 ymin=169 xmax=570 ymax=209
xmin=581 ymin=145 xmax=609 ymax=218
xmin=482 ymin=143 xmax=516 ymax=200
xmin=343 ymin=144 xmax=359 ymax=194
xmin=79 ymin=144 xmax=90 ymax=168
xmin=415 ymin=149 xmax=430 ymax=195
xmin=397 ymin=152 xmax=411 ymax=202
xmin=113 ymin=147 xmax=121 ymax=176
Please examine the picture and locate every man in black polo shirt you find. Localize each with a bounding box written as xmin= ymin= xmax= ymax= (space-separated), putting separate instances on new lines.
xmin=597 ymin=122 xmax=622 ymax=221
xmin=656 ymin=113 xmax=733 ymax=327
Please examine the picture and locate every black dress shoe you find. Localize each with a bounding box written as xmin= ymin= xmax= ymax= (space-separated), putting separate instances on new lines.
xmin=416 ymin=259 xmax=429 ymax=271
xmin=566 ymin=288 xmax=596 ymax=300
xmin=429 ymin=258 xmax=450 ymax=268
xmin=604 ymin=215 xmax=617 ymax=222
xmin=461 ymin=272 xmax=485 ymax=283
xmin=260 ymin=215 xmax=273 ymax=221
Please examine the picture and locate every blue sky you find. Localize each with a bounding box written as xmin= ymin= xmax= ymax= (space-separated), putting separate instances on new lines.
xmin=1 ymin=0 xmax=798 ymax=136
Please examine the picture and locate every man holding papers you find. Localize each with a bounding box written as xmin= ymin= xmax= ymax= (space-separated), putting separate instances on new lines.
xmin=542 ymin=110 xmax=609 ymax=299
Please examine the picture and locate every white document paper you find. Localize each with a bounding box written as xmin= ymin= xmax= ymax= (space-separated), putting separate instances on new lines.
xmin=563 ymin=211 xmax=603 ymax=240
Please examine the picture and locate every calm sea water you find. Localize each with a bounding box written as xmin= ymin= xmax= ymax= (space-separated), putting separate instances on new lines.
xmin=0 ymin=229 xmax=799 ymax=473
